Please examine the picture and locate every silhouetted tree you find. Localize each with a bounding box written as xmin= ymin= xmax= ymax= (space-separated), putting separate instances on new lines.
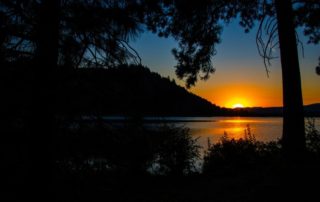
xmin=274 ymin=0 xmax=305 ymax=156
xmin=0 ymin=0 xmax=144 ymax=68
xmin=27 ymin=0 xmax=60 ymax=200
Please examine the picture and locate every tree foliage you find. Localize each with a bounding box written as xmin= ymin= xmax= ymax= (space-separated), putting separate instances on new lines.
xmin=145 ymin=0 xmax=320 ymax=86
xmin=1 ymin=1 xmax=318 ymax=76
xmin=0 ymin=0 xmax=144 ymax=67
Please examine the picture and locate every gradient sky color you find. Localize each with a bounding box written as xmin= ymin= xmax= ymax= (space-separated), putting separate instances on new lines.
xmin=131 ymin=21 xmax=320 ymax=108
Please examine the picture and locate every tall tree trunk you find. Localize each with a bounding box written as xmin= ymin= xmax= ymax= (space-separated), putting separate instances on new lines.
xmin=28 ymin=0 xmax=60 ymax=200
xmin=275 ymin=0 xmax=306 ymax=157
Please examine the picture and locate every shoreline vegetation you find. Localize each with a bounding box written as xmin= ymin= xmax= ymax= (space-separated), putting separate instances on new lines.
xmin=52 ymin=119 xmax=320 ymax=201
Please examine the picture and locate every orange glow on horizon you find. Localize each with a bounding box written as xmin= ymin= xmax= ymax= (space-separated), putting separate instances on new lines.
xmin=188 ymin=68 xmax=319 ymax=108
xmin=190 ymin=82 xmax=283 ymax=108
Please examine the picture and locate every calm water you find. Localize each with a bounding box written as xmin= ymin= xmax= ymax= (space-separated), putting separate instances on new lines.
xmin=103 ymin=116 xmax=320 ymax=149
xmin=145 ymin=117 xmax=320 ymax=149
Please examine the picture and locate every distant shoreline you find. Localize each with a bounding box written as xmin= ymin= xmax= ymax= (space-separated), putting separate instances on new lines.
xmin=80 ymin=116 xmax=320 ymax=124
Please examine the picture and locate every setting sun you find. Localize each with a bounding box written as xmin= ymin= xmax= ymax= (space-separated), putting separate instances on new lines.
xmin=232 ymin=103 xmax=244 ymax=108
xmin=222 ymin=97 xmax=251 ymax=109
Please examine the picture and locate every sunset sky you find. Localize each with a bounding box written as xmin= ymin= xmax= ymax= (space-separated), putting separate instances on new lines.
xmin=132 ymin=21 xmax=320 ymax=108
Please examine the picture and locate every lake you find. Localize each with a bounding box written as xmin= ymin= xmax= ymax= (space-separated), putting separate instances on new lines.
xmin=103 ymin=116 xmax=320 ymax=149
xmin=143 ymin=117 xmax=320 ymax=149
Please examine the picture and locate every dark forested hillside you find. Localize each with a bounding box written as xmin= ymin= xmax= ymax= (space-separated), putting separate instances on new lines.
xmin=54 ymin=65 xmax=222 ymax=116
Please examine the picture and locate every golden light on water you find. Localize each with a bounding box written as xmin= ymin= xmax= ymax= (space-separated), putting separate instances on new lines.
xmin=190 ymin=117 xmax=283 ymax=150
xmin=192 ymin=118 xmax=258 ymax=141
xmin=222 ymin=119 xmax=260 ymax=123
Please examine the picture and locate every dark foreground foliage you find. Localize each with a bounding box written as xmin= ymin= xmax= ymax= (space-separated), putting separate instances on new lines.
xmin=52 ymin=120 xmax=320 ymax=202
xmin=54 ymin=118 xmax=200 ymax=176
xmin=306 ymin=118 xmax=320 ymax=155
xmin=202 ymin=126 xmax=282 ymax=175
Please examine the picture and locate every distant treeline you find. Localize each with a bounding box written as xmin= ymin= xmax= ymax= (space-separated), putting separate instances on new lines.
xmin=225 ymin=104 xmax=320 ymax=117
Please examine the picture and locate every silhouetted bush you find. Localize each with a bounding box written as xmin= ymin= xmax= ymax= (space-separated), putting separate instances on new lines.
xmin=54 ymin=118 xmax=200 ymax=176
xmin=151 ymin=124 xmax=200 ymax=175
xmin=306 ymin=118 xmax=320 ymax=155
xmin=202 ymin=125 xmax=281 ymax=174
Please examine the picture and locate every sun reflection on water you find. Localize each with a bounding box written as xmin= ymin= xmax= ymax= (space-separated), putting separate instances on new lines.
xmin=220 ymin=119 xmax=262 ymax=123
xmin=190 ymin=117 xmax=264 ymax=146
xmin=221 ymin=118 xmax=252 ymax=139
xmin=186 ymin=117 xmax=287 ymax=151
